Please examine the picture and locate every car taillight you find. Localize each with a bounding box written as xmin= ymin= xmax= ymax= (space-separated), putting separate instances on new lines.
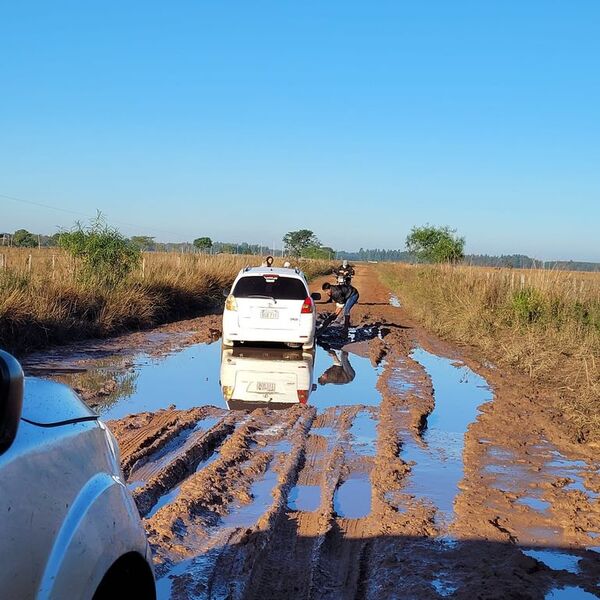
xmin=301 ymin=297 xmax=313 ymax=314
xmin=225 ymin=295 xmax=237 ymax=311
xmin=297 ymin=390 xmax=309 ymax=404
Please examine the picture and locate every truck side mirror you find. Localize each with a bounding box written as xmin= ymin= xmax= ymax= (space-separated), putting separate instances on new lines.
xmin=222 ymin=287 xmax=231 ymax=298
xmin=0 ymin=350 xmax=24 ymax=454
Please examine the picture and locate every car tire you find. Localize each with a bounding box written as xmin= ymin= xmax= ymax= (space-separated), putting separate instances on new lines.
xmin=93 ymin=552 xmax=155 ymax=600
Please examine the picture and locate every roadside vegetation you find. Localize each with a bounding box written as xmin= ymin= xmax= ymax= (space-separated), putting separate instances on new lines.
xmin=379 ymin=262 xmax=600 ymax=442
xmin=0 ymin=224 xmax=331 ymax=354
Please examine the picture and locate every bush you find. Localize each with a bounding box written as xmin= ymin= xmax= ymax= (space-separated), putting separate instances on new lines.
xmin=406 ymin=225 xmax=465 ymax=263
xmin=59 ymin=215 xmax=141 ymax=287
xmin=511 ymin=288 xmax=544 ymax=323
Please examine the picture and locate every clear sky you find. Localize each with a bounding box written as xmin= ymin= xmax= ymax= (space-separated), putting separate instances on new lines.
xmin=1 ymin=1 xmax=599 ymax=260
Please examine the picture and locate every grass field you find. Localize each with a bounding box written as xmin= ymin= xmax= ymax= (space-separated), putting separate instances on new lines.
xmin=379 ymin=262 xmax=600 ymax=442
xmin=0 ymin=248 xmax=331 ymax=354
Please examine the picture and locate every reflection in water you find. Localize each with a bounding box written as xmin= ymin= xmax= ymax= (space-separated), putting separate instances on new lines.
xmin=314 ymin=347 xmax=382 ymax=410
xmin=220 ymin=344 xmax=381 ymax=412
xmin=96 ymin=342 xmax=223 ymax=420
xmin=220 ymin=346 xmax=316 ymax=410
xmin=318 ymin=350 xmax=356 ymax=386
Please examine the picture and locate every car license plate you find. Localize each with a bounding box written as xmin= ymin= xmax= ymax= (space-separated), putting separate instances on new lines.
xmin=256 ymin=381 xmax=276 ymax=392
xmin=260 ymin=309 xmax=279 ymax=319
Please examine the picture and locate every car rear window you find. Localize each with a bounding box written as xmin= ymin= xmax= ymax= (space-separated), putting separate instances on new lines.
xmin=233 ymin=275 xmax=307 ymax=300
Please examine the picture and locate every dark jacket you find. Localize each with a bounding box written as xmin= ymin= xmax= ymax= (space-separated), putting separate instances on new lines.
xmin=328 ymin=284 xmax=359 ymax=305
xmin=319 ymin=351 xmax=356 ymax=385
xmin=336 ymin=264 xmax=355 ymax=277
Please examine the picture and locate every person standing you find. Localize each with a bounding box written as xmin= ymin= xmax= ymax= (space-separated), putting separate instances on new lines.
xmin=321 ymin=281 xmax=360 ymax=331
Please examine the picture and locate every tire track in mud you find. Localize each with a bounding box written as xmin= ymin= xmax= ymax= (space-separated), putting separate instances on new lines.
xmin=102 ymin=266 xmax=600 ymax=599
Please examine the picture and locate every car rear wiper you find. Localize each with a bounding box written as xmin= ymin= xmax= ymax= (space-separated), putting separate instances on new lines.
xmin=247 ymin=294 xmax=277 ymax=304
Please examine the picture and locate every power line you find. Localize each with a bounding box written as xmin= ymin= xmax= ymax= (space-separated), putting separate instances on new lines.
xmin=1 ymin=192 xmax=92 ymax=219
xmin=1 ymin=192 xmax=196 ymax=240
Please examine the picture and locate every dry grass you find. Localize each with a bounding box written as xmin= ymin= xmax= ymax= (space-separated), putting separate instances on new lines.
xmin=379 ymin=262 xmax=600 ymax=442
xmin=0 ymin=248 xmax=331 ymax=354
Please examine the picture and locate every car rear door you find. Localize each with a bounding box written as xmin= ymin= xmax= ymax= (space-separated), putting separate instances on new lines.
xmin=233 ymin=274 xmax=307 ymax=331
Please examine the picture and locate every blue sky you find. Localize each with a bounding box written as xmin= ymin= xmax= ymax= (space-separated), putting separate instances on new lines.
xmin=1 ymin=1 xmax=599 ymax=260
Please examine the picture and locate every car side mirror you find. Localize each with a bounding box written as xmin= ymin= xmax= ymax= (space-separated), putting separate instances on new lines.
xmin=311 ymin=292 xmax=321 ymax=301
xmin=222 ymin=287 xmax=231 ymax=298
xmin=0 ymin=350 xmax=24 ymax=454
xmin=312 ymin=384 xmax=317 ymax=392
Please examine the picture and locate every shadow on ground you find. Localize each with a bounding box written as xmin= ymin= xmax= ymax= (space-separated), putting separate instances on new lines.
xmin=156 ymin=530 xmax=600 ymax=599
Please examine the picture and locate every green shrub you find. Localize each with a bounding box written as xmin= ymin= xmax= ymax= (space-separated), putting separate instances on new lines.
xmin=511 ymin=288 xmax=544 ymax=323
xmin=59 ymin=215 xmax=141 ymax=288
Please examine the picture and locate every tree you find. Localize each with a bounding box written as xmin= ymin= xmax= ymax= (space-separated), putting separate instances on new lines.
xmin=302 ymin=245 xmax=334 ymax=259
xmin=13 ymin=229 xmax=37 ymax=248
xmin=131 ymin=236 xmax=155 ymax=251
xmin=193 ymin=237 xmax=213 ymax=252
xmin=59 ymin=214 xmax=141 ymax=287
xmin=283 ymin=229 xmax=321 ymax=257
xmin=405 ymin=225 xmax=465 ymax=263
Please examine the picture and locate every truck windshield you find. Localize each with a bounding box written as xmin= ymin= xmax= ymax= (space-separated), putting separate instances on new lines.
xmin=233 ymin=276 xmax=307 ymax=300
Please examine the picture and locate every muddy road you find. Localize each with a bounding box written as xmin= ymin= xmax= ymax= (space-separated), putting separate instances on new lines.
xmin=24 ymin=267 xmax=600 ymax=599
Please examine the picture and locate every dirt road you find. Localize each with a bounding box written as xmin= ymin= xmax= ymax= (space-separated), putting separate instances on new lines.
xmin=24 ymin=266 xmax=600 ymax=599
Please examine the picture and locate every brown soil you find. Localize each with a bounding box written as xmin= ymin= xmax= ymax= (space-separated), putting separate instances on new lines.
xmin=33 ymin=265 xmax=600 ymax=598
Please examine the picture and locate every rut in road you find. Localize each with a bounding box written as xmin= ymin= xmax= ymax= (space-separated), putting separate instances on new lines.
xmin=98 ymin=266 xmax=600 ymax=599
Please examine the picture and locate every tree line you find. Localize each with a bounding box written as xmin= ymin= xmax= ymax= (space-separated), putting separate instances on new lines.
xmin=4 ymin=225 xmax=598 ymax=271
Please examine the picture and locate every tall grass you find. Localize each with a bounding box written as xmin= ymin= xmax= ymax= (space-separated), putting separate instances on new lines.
xmin=0 ymin=248 xmax=331 ymax=354
xmin=379 ymin=263 xmax=600 ymax=442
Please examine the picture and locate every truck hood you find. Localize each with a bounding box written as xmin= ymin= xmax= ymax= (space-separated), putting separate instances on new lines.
xmin=21 ymin=377 xmax=97 ymax=426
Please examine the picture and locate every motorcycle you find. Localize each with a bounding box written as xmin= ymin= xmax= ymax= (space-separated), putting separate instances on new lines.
xmin=334 ymin=266 xmax=354 ymax=286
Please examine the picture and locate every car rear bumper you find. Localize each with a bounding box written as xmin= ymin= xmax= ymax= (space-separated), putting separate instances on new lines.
xmin=223 ymin=313 xmax=315 ymax=345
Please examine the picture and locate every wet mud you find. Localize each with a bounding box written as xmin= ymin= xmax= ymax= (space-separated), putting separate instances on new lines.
xmin=27 ymin=266 xmax=600 ymax=599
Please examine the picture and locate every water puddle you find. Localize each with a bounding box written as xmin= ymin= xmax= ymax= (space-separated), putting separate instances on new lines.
xmin=288 ymin=484 xmax=321 ymax=512
xmin=333 ymin=475 xmax=371 ymax=519
xmin=518 ymin=497 xmax=551 ymax=512
xmin=42 ymin=340 xmax=223 ymax=420
xmin=155 ymin=551 xmax=220 ymax=600
xmin=522 ymin=549 xmax=581 ymax=574
xmin=431 ymin=575 xmax=458 ymax=597
xmin=220 ymin=439 xmax=290 ymax=529
xmin=146 ymin=450 xmax=221 ymax=519
xmin=396 ymin=349 xmax=493 ymax=522
xmin=545 ymin=586 xmax=598 ymax=599
xmin=314 ymin=348 xmax=382 ymax=411
xmin=129 ymin=416 xmax=221 ymax=484
xmin=482 ymin=439 xmax=599 ymax=543
xmin=34 ymin=323 xmax=385 ymax=423
xmin=349 ymin=409 xmax=378 ymax=456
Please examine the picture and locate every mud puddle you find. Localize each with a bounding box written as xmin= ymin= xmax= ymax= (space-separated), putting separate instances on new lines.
xmin=35 ymin=331 xmax=382 ymax=420
xmin=546 ymin=587 xmax=599 ymax=600
xmin=313 ymin=348 xmax=382 ymax=410
xmin=389 ymin=348 xmax=493 ymax=526
xmin=26 ymin=293 xmax=600 ymax=599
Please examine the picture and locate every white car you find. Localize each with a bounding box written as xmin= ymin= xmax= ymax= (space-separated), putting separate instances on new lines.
xmin=0 ymin=350 xmax=155 ymax=599
xmin=222 ymin=266 xmax=319 ymax=350
xmin=220 ymin=346 xmax=316 ymax=410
